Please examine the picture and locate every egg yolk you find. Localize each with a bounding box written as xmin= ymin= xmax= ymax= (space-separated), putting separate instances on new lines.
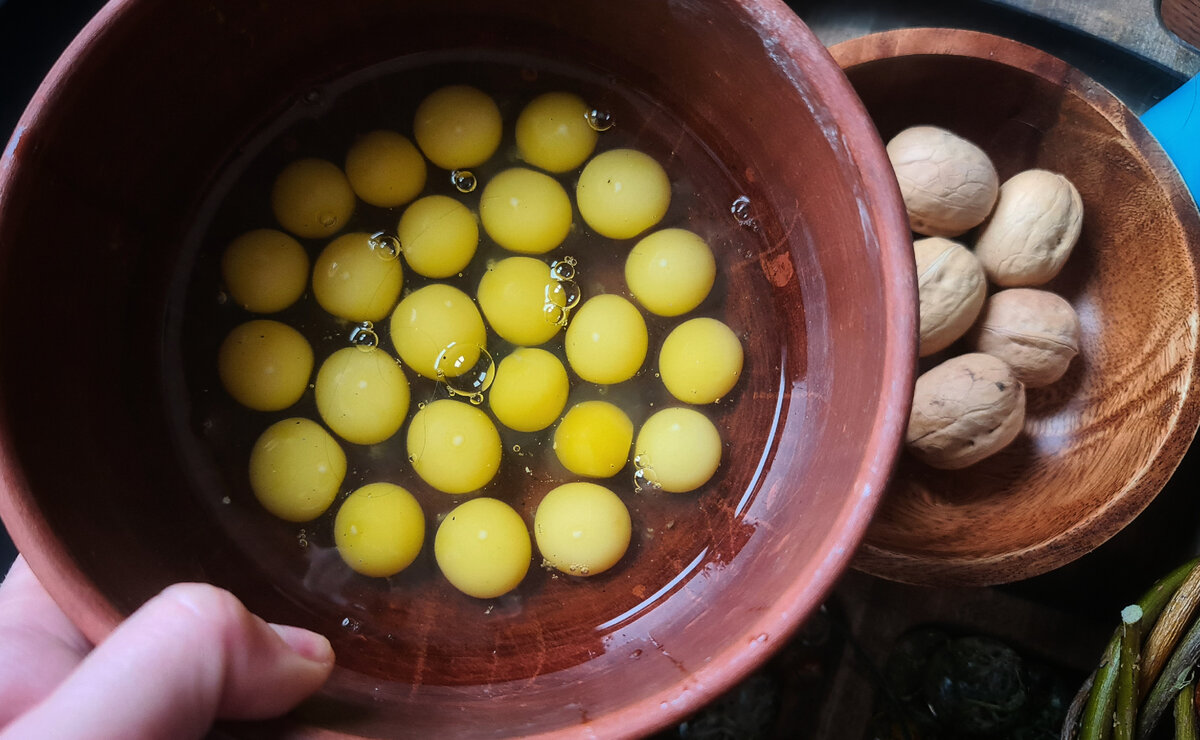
xmin=315 ymin=346 xmax=411 ymax=445
xmin=479 ymin=167 xmax=572 ymax=254
xmin=249 ymin=417 xmax=346 ymax=522
xmin=218 ymin=320 xmax=313 ymax=411
xmin=221 ymin=229 xmax=309 ymax=314
xmin=534 ymin=482 xmax=631 ymax=576
xmin=635 ymin=407 xmax=722 ymax=493
xmin=413 ymin=85 xmax=502 ymax=170
xmin=334 ymin=482 xmax=425 ymax=577
xmin=389 ymin=284 xmax=487 ymax=380
xmin=515 ymin=91 xmax=598 ymax=173
xmin=271 ymin=158 xmax=356 ymax=239
xmin=434 ymin=497 xmax=531 ymax=599
xmin=397 ymin=195 xmax=479 ymax=278
xmin=564 ymin=294 xmax=648 ymax=384
xmin=625 ymin=228 xmax=716 ymax=316
xmin=488 ymin=348 xmax=569 ymax=432
xmin=312 ymin=232 xmax=405 ymax=322
xmin=344 ymin=130 xmax=427 ymax=208
xmin=575 ymin=148 xmax=671 ymax=240
xmin=659 ymin=317 xmax=744 ymax=404
xmin=407 ymin=399 xmax=502 ymax=494
xmin=553 ymin=400 xmax=633 ymax=478
xmin=476 ymin=256 xmax=565 ymax=346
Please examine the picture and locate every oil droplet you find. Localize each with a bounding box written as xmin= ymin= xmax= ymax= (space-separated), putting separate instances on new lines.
xmin=730 ymin=195 xmax=754 ymax=226
xmin=435 ymin=344 xmax=495 ymax=401
xmin=341 ymin=617 xmax=363 ymax=633
xmin=368 ymin=231 xmax=401 ymax=260
xmin=585 ymin=107 xmax=615 ymax=132
xmin=451 ymin=169 xmax=477 ymax=193
xmin=349 ymin=321 xmax=378 ymax=350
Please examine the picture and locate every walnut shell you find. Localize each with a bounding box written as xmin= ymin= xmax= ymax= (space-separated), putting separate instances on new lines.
xmin=915 ymin=237 xmax=987 ymax=357
xmin=974 ymin=169 xmax=1083 ymax=286
xmin=969 ymin=288 xmax=1080 ymax=387
xmin=906 ymin=352 xmax=1026 ymax=469
xmin=886 ymin=126 xmax=999 ymax=237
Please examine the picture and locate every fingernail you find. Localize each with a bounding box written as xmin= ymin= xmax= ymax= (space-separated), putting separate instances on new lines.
xmin=270 ymin=623 xmax=335 ymax=664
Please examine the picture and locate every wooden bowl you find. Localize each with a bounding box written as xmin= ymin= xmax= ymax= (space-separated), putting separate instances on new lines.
xmin=830 ymin=29 xmax=1200 ymax=587
xmin=0 ymin=1 xmax=915 ymax=736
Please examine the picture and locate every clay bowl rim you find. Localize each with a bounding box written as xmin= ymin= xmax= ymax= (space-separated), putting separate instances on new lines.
xmin=831 ymin=27 xmax=1200 ymax=587
xmin=0 ymin=1 xmax=916 ymax=736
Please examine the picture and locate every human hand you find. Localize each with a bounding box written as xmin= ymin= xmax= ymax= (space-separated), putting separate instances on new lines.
xmin=0 ymin=555 xmax=334 ymax=739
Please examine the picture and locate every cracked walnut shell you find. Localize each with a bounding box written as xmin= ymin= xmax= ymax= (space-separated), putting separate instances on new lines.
xmin=886 ymin=126 xmax=999 ymax=237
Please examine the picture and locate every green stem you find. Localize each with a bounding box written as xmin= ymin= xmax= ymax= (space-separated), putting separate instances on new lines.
xmin=1137 ymin=611 xmax=1200 ymax=738
xmin=1114 ymin=611 xmax=1141 ymax=740
xmin=1138 ymin=558 xmax=1200 ymax=624
xmin=1177 ymin=680 xmax=1198 ymax=740
xmin=1080 ymin=632 xmax=1121 ymax=740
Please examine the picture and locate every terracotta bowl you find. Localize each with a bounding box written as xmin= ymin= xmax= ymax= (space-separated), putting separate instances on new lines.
xmin=0 ymin=1 xmax=916 ymax=736
xmin=830 ymin=29 xmax=1200 ymax=587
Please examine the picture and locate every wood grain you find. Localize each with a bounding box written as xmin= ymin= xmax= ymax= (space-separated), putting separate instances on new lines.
xmin=1162 ymin=0 xmax=1200 ymax=52
xmin=831 ymin=28 xmax=1200 ymax=587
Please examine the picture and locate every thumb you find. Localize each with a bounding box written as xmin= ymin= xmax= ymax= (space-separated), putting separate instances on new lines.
xmin=2 ymin=583 xmax=334 ymax=740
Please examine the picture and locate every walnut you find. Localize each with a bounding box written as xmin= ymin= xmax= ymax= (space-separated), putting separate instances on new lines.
xmin=886 ymin=126 xmax=999 ymax=237
xmin=969 ymin=288 xmax=1080 ymax=387
xmin=915 ymin=237 xmax=987 ymax=356
xmin=974 ymin=169 xmax=1083 ymax=286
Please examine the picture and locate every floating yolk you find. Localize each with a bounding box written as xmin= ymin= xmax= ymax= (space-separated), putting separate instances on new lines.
xmin=314 ymin=346 xmax=411 ymax=445
xmin=396 ymin=195 xmax=479 ymax=278
xmin=515 ymin=91 xmax=598 ymax=173
xmin=476 ymin=256 xmax=563 ymax=346
xmin=534 ymin=482 xmax=631 ymax=576
xmin=564 ymin=294 xmax=648 ymax=384
xmin=625 ymin=228 xmax=716 ymax=316
xmin=389 ymin=284 xmax=487 ymax=380
xmin=271 ymin=158 xmax=356 ymax=239
xmin=249 ymin=417 xmax=346 ymax=522
xmin=553 ymin=400 xmax=633 ymax=478
xmin=635 ymin=407 xmax=722 ymax=492
xmin=479 ymin=168 xmax=572 ymax=254
xmin=334 ymin=482 xmax=425 ymax=577
xmin=312 ymin=232 xmax=405 ymax=322
xmin=659 ymin=317 xmax=744 ymax=404
xmin=413 ymin=85 xmax=502 ymax=170
xmin=218 ymin=319 xmax=313 ymax=411
xmin=407 ymin=399 xmax=502 ymax=494
xmin=575 ymin=148 xmax=671 ymax=240
xmin=434 ymin=497 xmax=531 ymax=599
xmin=220 ymin=229 xmax=309 ymax=314
xmin=344 ymin=130 xmax=427 ymax=208
xmin=488 ymin=348 xmax=569 ymax=432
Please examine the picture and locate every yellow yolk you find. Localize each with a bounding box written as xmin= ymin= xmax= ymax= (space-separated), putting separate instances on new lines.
xmin=221 ymin=229 xmax=309 ymax=314
xmin=479 ymin=168 xmax=572 ymax=254
xmin=515 ymin=91 xmax=598 ymax=173
xmin=217 ymin=319 xmax=313 ymax=411
xmin=564 ymin=294 xmax=648 ymax=384
xmin=407 ymin=399 xmax=502 ymax=494
xmin=344 ymin=130 xmax=427 ymax=208
xmin=488 ymin=348 xmax=569 ymax=433
xmin=552 ymin=400 xmax=633 ymax=478
xmin=312 ymin=232 xmax=404 ymax=322
xmin=413 ymin=85 xmax=502 ymax=170
xmin=625 ymin=228 xmax=716 ymax=316
xmin=434 ymin=497 xmax=531 ymax=599
xmin=334 ymin=482 xmax=425 ymax=577
xmin=534 ymin=482 xmax=631 ymax=576
xmin=314 ymin=347 xmax=411 ymax=445
xmin=271 ymin=158 xmax=356 ymax=239
xmin=635 ymin=407 xmax=722 ymax=493
xmin=476 ymin=256 xmax=563 ymax=346
xmin=575 ymin=148 xmax=670 ymax=239
xmin=659 ymin=317 xmax=744 ymax=404
xmin=389 ymin=284 xmax=487 ymax=380
xmin=249 ymin=417 xmax=346 ymax=522
xmin=396 ymin=195 xmax=478 ymax=278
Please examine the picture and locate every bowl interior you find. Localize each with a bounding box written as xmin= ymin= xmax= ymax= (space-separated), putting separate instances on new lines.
xmin=0 ymin=1 xmax=914 ymax=736
xmin=832 ymin=29 xmax=1200 ymax=587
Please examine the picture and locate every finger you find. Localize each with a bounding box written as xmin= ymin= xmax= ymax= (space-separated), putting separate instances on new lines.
xmin=0 ymin=556 xmax=91 ymax=725
xmin=2 ymin=582 xmax=334 ymax=740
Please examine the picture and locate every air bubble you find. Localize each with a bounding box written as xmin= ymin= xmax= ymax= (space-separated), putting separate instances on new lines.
xmin=215 ymin=290 xmax=228 ymax=305
xmin=585 ymin=108 xmax=615 ymax=132
xmin=512 ymin=444 xmax=522 ymax=453
xmin=545 ymin=257 xmax=582 ymax=327
xmin=550 ymin=256 xmax=578 ymax=282
xmin=349 ymin=321 xmax=379 ymax=350
xmin=730 ymin=196 xmax=754 ymax=226
xmin=341 ymin=617 xmax=363 ymax=633
xmin=451 ymin=169 xmax=477 ymax=193
xmin=368 ymin=231 xmax=401 ymax=260
xmin=435 ymin=343 xmax=495 ymax=402
xmin=634 ymin=455 xmax=662 ymax=492
xmin=318 ymin=211 xmax=338 ymax=228
xmin=221 ymin=496 xmax=231 ymax=505
xmin=298 ymin=528 xmax=309 ymax=549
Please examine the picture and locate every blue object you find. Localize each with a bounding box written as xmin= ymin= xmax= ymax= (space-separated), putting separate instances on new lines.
xmin=1142 ymin=75 xmax=1200 ymax=201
